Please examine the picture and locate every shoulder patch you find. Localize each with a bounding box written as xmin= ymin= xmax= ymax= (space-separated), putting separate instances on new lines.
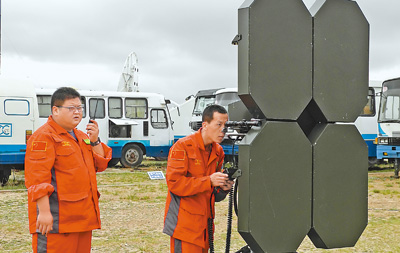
xmin=32 ymin=141 xmax=47 ymax=152
xmin=170 ymin=150 xmax=185 ymax=160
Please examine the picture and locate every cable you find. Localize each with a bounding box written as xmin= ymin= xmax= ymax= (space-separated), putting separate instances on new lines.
xmin=225 ymin=185 xmax=234 ymax=253
xmin=208 ymin=217 xmax=214 ymax=253
xmin=209 ymin=195 xmax=215 ymax=253
xmin=234 ymin=177 xmax=239 ymax=216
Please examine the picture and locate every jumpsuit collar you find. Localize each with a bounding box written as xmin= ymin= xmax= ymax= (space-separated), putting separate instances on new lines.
xmin=196 ymin=128 xmax=220 ymax=165
xmin=47 ymin=116 xmax=71 ymax=135
xmin=47 ymin=116 xmax=80 ymax=142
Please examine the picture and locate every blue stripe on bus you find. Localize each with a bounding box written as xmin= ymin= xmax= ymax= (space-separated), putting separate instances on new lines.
xmin=0 ymin=144 xmax=27 ymax=164
xmin=221 ymin=144 xmax=239 ymax=156
xmin=146 ymin=145 xmax=171 ymax=158
xmin=106 ymin=140 xmax=172 ymax=158
xmin=365 ymin=140 xmax=377 ymax=157
xmin=361 ymin=134 xmax=377 ymax=140
xmin=378 ymin=123 xmax=388 ymax=137
xmin=0 ymin=144 xmax=27 ymax=152
xmin=173 ymin=135 xmax=186 ymax=143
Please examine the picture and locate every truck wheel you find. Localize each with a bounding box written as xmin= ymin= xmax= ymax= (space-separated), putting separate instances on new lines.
xmin=368 ymin=157 xmax=378 ymax=168
xmin=108 ymin=158 xmax=120 ymax=168
xmin=120 ymin=144 xmax=143 ymax=168
xmin=0 ymin=168 xmax=11 ymax=186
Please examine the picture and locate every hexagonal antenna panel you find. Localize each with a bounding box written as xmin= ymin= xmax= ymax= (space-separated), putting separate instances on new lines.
xmin=312 ymin=0 xmax=369 ymax=122
xmin=308 ymin=124 xmax=368 ymax=248
xmin=237 ymin=0 xmax=312 ymax=120
xmin=238 ymin=121 xmax=312 ymax=252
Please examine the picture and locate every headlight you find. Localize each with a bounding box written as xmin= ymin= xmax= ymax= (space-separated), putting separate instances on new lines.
xmin=378 ymin=137 xmax=389 ymax=144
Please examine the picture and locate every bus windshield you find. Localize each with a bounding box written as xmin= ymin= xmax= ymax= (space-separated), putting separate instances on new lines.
xmin=215 ymin=92 xmax=240 ymax=107
xmin=193 ymin=96 xmax=215 ymax=114
xmin=379 ymin=80 xmax=400 ymax=122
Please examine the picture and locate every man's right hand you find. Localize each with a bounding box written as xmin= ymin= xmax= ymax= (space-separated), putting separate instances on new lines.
xmin=210 ymin=172 xmax=229 ymax=187
xmin=36 ymin=211 xmax=53 ymax=236
xmin=36 ymin=195 xmax=53 ymax=236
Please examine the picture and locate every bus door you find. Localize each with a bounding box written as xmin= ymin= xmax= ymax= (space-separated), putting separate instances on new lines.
xmin=149 ymin=107 xmax=172 ymax=157
xmin=124 ymin=97 xmax=147 ymax=142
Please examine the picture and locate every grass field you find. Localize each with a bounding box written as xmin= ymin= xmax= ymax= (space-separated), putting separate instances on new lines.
xmin=1 ymin=162 xmax=399 ymax=252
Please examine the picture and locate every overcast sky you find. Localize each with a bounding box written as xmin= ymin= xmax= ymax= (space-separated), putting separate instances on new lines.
xmin=2 ymin=0 xmax=400 ymax=103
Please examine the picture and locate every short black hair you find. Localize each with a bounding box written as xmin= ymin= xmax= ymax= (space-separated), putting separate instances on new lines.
xmin=202 ymin=104 xmax=228 ymax=123
xmin=51 ymin=87 xmax=81 ymax=107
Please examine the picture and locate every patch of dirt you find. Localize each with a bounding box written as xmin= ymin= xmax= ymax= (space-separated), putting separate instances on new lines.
xmin=368 ymin=172 xmax=400 ymax=219
xmin=2 ymin=168 xmax=400 ymax=252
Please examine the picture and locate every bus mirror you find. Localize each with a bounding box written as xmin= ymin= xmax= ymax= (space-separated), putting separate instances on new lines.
xmin=185 ymin=95 xmax=194 ymax=101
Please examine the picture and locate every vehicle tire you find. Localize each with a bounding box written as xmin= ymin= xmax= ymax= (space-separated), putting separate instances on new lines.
xmin=120 ymin=144 xmax=143 ymax=168
xmin=0 ymin=168 xmax=11 ymax=186
xmin=368 ymin=157 xmax=378 ymax=168
xmin=108 ymin=158 xmax=120 ymax=168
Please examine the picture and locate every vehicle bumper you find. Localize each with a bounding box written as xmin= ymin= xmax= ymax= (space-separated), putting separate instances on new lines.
xmin=377 ymin=145 xmax=400 ymax=159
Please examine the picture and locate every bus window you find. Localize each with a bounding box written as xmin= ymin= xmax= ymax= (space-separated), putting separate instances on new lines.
xmin=4 ymin=99 xmax=30 ymax=116
xmin=89 ymin=98 xmax=105 ymax=119
xmin=360 ymin=88 xmax=375 ymax=117
xmin=109 ymin=97 xmax=122 ymax=118
xmin=126 ymin=98 xmax=147 ymax=119
xmin=37 ymin=95 xmax=52 ymax=118
xmin=81 ymin=97 xmax=86 ymax=118
xmin=151 ymin=109 xmax=168 ymax=129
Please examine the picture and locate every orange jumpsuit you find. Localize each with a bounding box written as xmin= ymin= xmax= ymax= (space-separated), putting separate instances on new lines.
xmin=163 ymin=129 xmax=227 ymax=252
xmin=25 ymin=116 xmax=112 ymax=252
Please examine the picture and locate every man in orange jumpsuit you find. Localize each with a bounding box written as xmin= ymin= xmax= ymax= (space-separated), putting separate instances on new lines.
xmin=163 ymin=104 xmax=234 ymax=252
xmin=25 ymin=87 xmax=112 ymax=253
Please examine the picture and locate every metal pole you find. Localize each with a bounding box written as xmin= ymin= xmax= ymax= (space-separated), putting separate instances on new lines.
xmin=394 ymin=158 xmax=400 ymax=178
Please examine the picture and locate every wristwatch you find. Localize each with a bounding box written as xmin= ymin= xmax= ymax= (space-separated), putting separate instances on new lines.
xmin=90 ymin=137 xmax=101 ymax=146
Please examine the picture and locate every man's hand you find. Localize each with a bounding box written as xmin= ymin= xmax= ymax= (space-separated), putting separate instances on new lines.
xmin=86 ymin=120 xmax=100 ymax=143
xmin=36 ymin=195 xmax=53 ymax=236
xmin=36 ymin=211 xmax=53 ymax=236
xmin=220 ymin=179 xmax=234 ymax=191
xmin=210 ymin=172 xmax=229 ymax=187
xmin=87 ymin=119 xmax=105 ymax=157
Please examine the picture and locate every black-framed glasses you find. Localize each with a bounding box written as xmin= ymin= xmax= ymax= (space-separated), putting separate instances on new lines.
xmin=56 ymin=106 xmax=83 ymax=112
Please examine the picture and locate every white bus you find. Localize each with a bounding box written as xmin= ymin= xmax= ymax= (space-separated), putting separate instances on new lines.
xmin=375 ymin=77 xmax=400 ymax=176
xmin=36 ymin=89 xmax=174 ymax=168
xmin=0 ymin=79 xmax=40 ymax=184
xmin=354 ymin=81 xmax=382 ymax=167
